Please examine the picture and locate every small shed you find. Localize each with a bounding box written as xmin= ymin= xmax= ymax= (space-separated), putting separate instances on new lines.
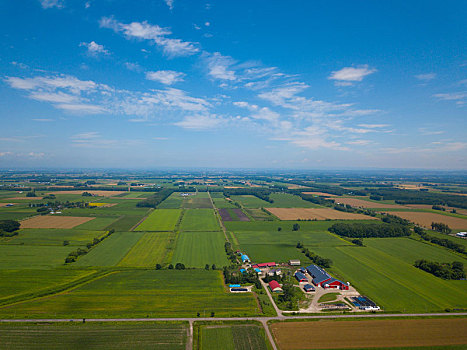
xmin=289 ymin=259 xmax=301 ymax=266
xmin=303 ymin=284 xmax=315 ymax=292
xmin=241 ymin=254 xmax=250 ymax=263
xmin=229 ymin=284 xmax=241 ymax=288
xmin=294 ymin=271 xmax=308 ymax=282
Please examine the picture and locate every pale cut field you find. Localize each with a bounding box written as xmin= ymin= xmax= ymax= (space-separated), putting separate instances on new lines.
xmin=331 ymin=197 xmax=406 ymax=209
xmin=301 ymin=191 xmax=337 ymax=197
xmin=271 ymin=318 xmax=467 ymax=350
xmin=265 ymin=208 xmax=377 ymax=221
xmin=8 ymin=197 xmax=43 ymax=200
xmin=405 ymin=204 xmax=467 ymax=216
xmin=386 ymin=211 xmax=467 ymax=230
xmin=20 ymin=216 xmax=95 ymax=229
xmin=47 ymin=190 xmax=127 ymax=196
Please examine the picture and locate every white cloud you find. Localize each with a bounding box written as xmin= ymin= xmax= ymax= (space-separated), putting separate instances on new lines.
xmin=55 ymin=103 xmax=106 ymax=114
xmin=205 ymin=22 xmax=210 ymax=27
xmin=100 ymin=17 xmax=199 ymax=57
xmin=251 ymin=107 xmax=280 ymax=122
xmin=233 ymin=101 xmax=258 ymax=110
xmin=358 ymin=123 xmax=389 ymax=128
xmin=0 ymin=152 xmax=13 ymax=157
xmin=174 ymin=114 xmax=225 ymax=130
xmin=85 ymin=1 xmax=91 ymax=9
xmin=165 ymin=0 xmax=174 ymax=10
xmin=347 ymin=140 xmax=373 ymax=146
xmin=30 ymin=91 xmax=78 ymax=103
xmin=415 ymin=73 xmax=436 ymax=81
xmin=418 ymin=127 xmax=445 ymax=136
xmin=124 ymin=62 xmax=141 ymax=72
xmin=32 ymin=118 xmax=54 ymax=122
xmin=328 ymin=65 xmax=376 ymax=85
xmin=39 ymin=0 xmax=63 ymax=9
xmin=145 ymin=70 xmax=185 ymax=85
xmin=203 ymin=52 xmax=237 ymax=80
xmin=433 ymin=91 xmax=467 ymax=106
xmin=79 ymin=41 xmax=109 ymax=56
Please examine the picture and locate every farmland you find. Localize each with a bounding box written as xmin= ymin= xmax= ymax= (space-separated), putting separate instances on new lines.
xmin=0 ymin=270 xmax=259 ymax=318
xmin=134 ymin=209 xmax=181 ymax=231
xmin=0 ymin=322 xmax=188 ymax=350
xmin=331 ymin=197 xmax=407 ymax=209
xmin=118 ymin=232 xmax=171 ymax=267
xmin=157 ymin=192 xmax=184 ymax=209
xmin=172 ymin=231 xmax=228 ymax=267
xmin=4 ymin=228 xmax=103 ymax=246
xmin=20 ymin=216 xmax=96 ymax=229
xmin=265 ymin=208 xmax=377 ymax=221
xmin=230 ymin=195 xmax=271 ymax=208
xmin=198 ymin=324 xmax=270 ymax=350
xmin=271 ymin=318 xmax=467 ymax=349
xmin=384 ymin=211 xmax=467 ymax=230
xmin=180 ymin=209 xmax=220 ymax=231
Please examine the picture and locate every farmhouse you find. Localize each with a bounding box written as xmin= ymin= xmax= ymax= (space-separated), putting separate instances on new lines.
xmin=289 ymin=259 xmax=301 ymax=266
xmin=268 ymin=269 xmax=282 ymax=276
xmin=269 ymin=280 xmax=283 ymax=293
xmin=294 ymin=271 xmax=308 ymax=282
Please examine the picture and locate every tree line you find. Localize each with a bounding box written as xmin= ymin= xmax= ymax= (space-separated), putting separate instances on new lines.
xmin=328 ymin=222 xmax=411 ymax=238
xmin=0 ymin=220 xmax=20 ymax=237
xmin=297 ymin=242 xmax=332 ymax=268
xmin=414 ymin=259 xmax=465 ymax=280
xmin=65 ymin=229 xmax=115 ymax=263
xmin=414 ymin=226 xmax=465 ymax=255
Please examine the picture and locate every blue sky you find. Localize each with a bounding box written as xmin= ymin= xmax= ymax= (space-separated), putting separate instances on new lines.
xmin=0 ymin=0 xmax=466 ymax=169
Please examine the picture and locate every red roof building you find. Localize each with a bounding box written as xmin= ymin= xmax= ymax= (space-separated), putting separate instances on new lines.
xmin=268 ymin=280 xmax=283 ymax=293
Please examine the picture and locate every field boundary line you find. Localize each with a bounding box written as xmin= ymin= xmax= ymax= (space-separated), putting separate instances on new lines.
xmin=208 ymin=191 xmax=230 ymax=244
xmin=129 ymin=208 xmax=153 ymax=231
xmin=0 ymin=270 xmax=116 ymax=309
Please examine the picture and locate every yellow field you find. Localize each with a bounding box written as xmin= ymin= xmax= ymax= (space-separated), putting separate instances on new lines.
xmin=271 ymin=318 xmax=467 ymax=349
xmin=88 ymin=202 xmax=117 ymax=207
xmin=20 ymin=216 xmax=95 ymax=229
xmin=265 ymin=208 xmax=377 ymax=221
xmin=385 ymin=211 xmax=467 ymax=230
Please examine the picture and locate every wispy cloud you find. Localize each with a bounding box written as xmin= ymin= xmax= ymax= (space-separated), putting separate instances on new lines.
xmin=39 ymin=0 xmax=63 ymax=9
xmin=146 ymin=70 xmax=185 ymax=85
xmin=100 ymin=17 xmax=199 ymax=57
xmin=328 ymin=65 xmax=376 ymax=86
xmin=418 ymin=127 xmax=445 ymax=135
xmin=415 ymin=73 xmax=436 ymax=81
xmin=165 ymin=0 xmax=174 ymax=10
xmin=32 ymin=118 xmax=54 ymax=122
xmin=203 ymin=52 xmax=237 ymax=81
xmin=79 ymin=41 xmax=110 ymax=56
xmin=174 ymin=114 xmax=226 ymax=130
xmin=433 ymin=91 xmax=467 ymax=106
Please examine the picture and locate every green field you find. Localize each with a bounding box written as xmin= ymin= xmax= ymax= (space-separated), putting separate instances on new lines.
xmin=180 ymin=209 xmax=220 ymax=231
xmin=268 ymin=193 xmax=321 ymax=208
xmin=74 ymin=232 xmax=143 ymax=267
xmin=157 ymin=192 xmax=184 ymax=209
xmin=172 ymin=231 xmax=228 ymax=267
xmin=74 ymin=217 xmax=118 ymax=230
xmin=0 ymin=270 xmax=259 ymax=318
xmin=106 ymin=214 xmax=146 ymax=231
xmin=119 ymin=232 xmax=171 ymax=267
xmin=0 ymin=245 xmax=76 ymax=269
xmin=313 ymin=238 xmax=467 ymax=312
xmin=230 ymin=195 xmax=271 ymax=208
xmin=134 ymin=209 xmax=181 ymax=231
xmin=213 ymin=197 xmax=237 ymax=209
xmin=4 ymin=228 xmax=104 ymax=246
xmin=183 ymin=192 xmax=213 ymax=209
xmin=199 ymin=324 xmax=269 ymax=350
xmin=0 ymin=322 xmax=187 ymax=350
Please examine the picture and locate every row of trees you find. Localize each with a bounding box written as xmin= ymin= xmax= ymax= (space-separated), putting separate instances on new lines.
xmin=223 ymin=267 xmax=262 ymax=289
xmin=223 ymin=188 xmax=273 ymax=203
xmin=297 ymin=243 xmax=332 ymax=268
xmin=328 ymin=222 xmax=411 ymax=238
xmin=431 ymin=222 xmax=452 ymax=234
xmin=414 ymin=227 xmax=465 ymax=255
xmin=136 ymin=189 xmax=175 ymax=208
xmin=224 ymin=242 xmax=238 ymax=264
xmin=65 ymin=229 xmax=115 ymax=263
xmin=414 ymin=259 xmax=465 ymax=280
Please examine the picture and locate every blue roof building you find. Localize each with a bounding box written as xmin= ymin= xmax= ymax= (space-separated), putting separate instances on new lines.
xmin=240 ymin=268 xmax=247 ymax=274
xmin=303 ymin=284 xmax=315 ymax=292
xmin=229 ymin=284 xmax=241 ymax=288
xmin=306 ymin=265 xmax=332 ymax=286
xmin=241 ymin=254 xmax=250 ymax=262
xmin=294 ymin=272 xmax=308 ymax=282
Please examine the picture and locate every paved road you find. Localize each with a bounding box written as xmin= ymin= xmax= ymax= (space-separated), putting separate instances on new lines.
xmin=2 ymin=313 xmax=466 ymax=350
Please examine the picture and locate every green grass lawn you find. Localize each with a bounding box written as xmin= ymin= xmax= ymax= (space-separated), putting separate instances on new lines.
xmin=74 ymin=232 xmax=143 ymax=267
xmin=172 ymin=231 xmax=228 ymax=267
xmin=118 ymin=232 xmax=171 ymax=267
xmin=0 ymin=245 xmax=77 ymax=269
xmin=314 ymin=240 xmax=467 ymax=312
xmin=134 ymin=209 xmax=181 ymax=231
xmin=199 ymin=325 xmax=269 ymax=350
xmin=180 ymin=209 xmax=220 ymax=231
xmin=0 ymin=270 xmax=259 ymax=318
xmin=5 ymin=228 xmax=104 ymax=246
xmin=0 ymin=322 xmax=187 ymax=350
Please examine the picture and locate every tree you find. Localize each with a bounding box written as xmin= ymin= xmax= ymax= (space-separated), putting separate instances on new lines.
xmin=205 ymin=264 xmax=210 ymax=270
xmin=168 ymin=264 xmax=174 ymax=269
xmin=211 ymin=264 xmax=216 ymax=270
xmin=210 ymin=312 xmax=215 ymax=317
xmin=197 ymin=312 xmax=200 ymax=317
xmin=26 ymin=191 xmax=37 ymax=197
xmin=277 ymin=227 xmax=282 ymax=231
xmin=63 ymin=240 xmax=70 ymax=246
xmin=155 ymin=264 xmax=162 ymax=270
xmin=296 ymin=242 xmax=303 ymax=248
xmin=175 ymin=263 xmax=185 ymax=270
xmin=352 ymin=238 xmax=363 ymax=246
xmin=292 ymin=223 xmax=300 ymax=231
xmin=0 ymin=220 xmax=20 ymax=233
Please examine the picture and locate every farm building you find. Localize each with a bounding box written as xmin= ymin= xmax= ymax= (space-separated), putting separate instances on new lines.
xmin=240 ymin=268 xmax=247 ymax=274
xmin=456 ymin=232 xmax=467 ymax=237
xmin=294 ymin=272 xmax=308 ymax=282
xmin=289 ymin=259 xmax=301 ymax=266
xmin=241 ymin=254 xmax=250 ymax=263
xmin=306 ymin=265 xmax=349 ymax=290
xmin=269 ymin=280 xmax=283 ymax=293
xmin=230 ymin=287 xmax=249 ymax=293
xmin=255 ymin=262 xmax=276 ymax=268
xmin=323 ymin=278 xmax=349 ymax=290
xmin=299 ymin=267 xmax=307 ymax=274
xmin=303 ymin=284 xmax=315 ymax=292
xmin=254 ymin=268 xmax=262 ymax=275
xmin=268 ymin=269 xmax=282 ymax=276
xmin=229 ymin=284 xmax=241 ymax=288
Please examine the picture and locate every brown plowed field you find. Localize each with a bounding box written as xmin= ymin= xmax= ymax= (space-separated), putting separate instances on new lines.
xmin=331 ymin=197 xmax=406 ymax=209
xmin=47 ymin=190 xmax=126 ymax=196
xmin=265 ymin=208 xmax=377 ymax=221
xmin=302 ymin=192 xmax=337 ymax=197
xmin=20 ymin=216 xmax=95 ymax=228
xmin=271 ymin=318 xmax=467 ymax=349
xmin=384 ymin=211 xmax=467 ymax=230
xmin=8 ymin=197 xmax=43 ymax=200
